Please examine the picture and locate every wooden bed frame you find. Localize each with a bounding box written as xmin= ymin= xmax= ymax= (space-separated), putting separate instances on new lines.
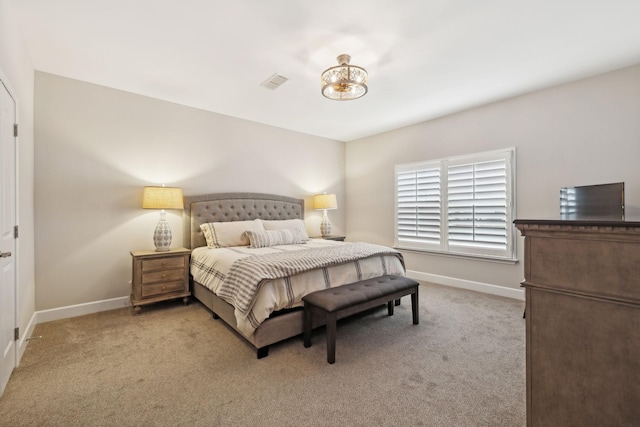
xmin=183 ymin=192 xmax=324 ymax=358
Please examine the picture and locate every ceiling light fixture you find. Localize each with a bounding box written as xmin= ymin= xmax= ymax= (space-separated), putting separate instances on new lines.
xmin=321 ymin=54 xmax=368 ymax=101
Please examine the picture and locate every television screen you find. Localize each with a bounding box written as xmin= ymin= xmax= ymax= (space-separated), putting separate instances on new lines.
xmin=560 ymin=182 xmax=625 ymax=219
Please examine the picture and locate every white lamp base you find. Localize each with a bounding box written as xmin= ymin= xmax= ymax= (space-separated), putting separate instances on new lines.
xmin=153 ymin=211 xmax=172 ymax=251
xmin=320 ymin=209 xmax=332 ymax=237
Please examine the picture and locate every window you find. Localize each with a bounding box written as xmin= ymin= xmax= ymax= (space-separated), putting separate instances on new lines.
xmin=395 ymin=148 xmax=516 ymax=261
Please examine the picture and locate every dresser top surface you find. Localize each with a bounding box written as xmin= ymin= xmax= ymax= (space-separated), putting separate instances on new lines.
xmin=514 ymin=216 xmax=640 ymax=228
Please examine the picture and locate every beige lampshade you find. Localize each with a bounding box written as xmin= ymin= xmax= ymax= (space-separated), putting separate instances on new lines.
xmin=313 ymin=193 xmax=338 ymax=210
xmin=142 ymin=186 xmax=184 ymax=210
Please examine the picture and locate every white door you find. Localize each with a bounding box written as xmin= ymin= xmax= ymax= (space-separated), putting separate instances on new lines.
xmin=0 ymin=78 xmax=17 ymax=395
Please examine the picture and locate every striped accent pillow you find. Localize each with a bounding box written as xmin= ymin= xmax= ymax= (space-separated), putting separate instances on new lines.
xmin=244 ymin=228 xmax=305 ymax=248
xmin=200 ymin=219 xmax=265 ymax=248
xmin=261 ymin=219 xmax=310 ymax=242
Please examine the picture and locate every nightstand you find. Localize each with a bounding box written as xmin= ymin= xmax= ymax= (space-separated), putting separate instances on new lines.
xmin=314 ymin=236 xmax=346 ymax=241
xmin=130 ymin=247 xmax=191 ymax=314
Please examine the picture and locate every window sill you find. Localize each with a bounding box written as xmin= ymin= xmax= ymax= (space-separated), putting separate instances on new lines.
xmin=394 ymin=246 xmax=519 ymax=265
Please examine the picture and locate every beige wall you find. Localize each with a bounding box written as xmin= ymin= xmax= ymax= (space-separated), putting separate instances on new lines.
xmin=33 ymin=62 xmax=640 ymax=308
xmin=0 ymin=0 xmax=36 ymax=347
xmin=346 ymin=64 xmax=640 ymax=290
xmin=34 ymin=72 xmax=345 ymax=310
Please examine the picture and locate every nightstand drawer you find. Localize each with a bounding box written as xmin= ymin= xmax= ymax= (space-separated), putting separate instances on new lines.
xmin=141 ymin=257 xmax=185 ymax=272
xmin=141 ymin=280 xmax=185 ymax=297
xmin=141 ymin=268 xmax=185 ymax=284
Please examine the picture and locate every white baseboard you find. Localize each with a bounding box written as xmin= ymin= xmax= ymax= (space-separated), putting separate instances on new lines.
xmin=407 ymin=270 xmax=525 ymax=301
xmin=36 ymin=296 xmax=130 ymax=324
xmin=30 ymin=276 xmax=522 ymax=326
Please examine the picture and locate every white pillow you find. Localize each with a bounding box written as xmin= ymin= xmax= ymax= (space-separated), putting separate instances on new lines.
xmin=200 ymin=219 xmax=265 ymax=248
xmin=261 ymin=219 xmax=310 ymax=242
xmin=244 ymin=228 xmax=305 ymax=248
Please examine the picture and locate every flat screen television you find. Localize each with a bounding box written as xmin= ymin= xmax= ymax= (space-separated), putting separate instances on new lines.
xmin=560 ymin=182 xmax=625 ymax=219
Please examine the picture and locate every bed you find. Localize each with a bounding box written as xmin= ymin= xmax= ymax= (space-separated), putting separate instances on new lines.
xmin=183 ymin=192 xmax=406 ymax=358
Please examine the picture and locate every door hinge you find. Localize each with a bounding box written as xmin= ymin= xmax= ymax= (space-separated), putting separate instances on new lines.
xmin=14 ymin=225 xmax=18 ymax=239
xmin=14 ymin=124 xmax=18 ymax=137
xmin=14 ymin=327 xmax=19 ymax=341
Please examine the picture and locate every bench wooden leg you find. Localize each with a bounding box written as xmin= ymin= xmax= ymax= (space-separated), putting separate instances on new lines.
xmin=256 ymin=346 xmax=269 ymax=359
xmin=326 ymin=311 xmax=337 ymax=364
xmin=395 ymin=298 xmax=401 ymax=306
xmin=303 ymin=304 xmax=312 ymax=348
xmin=387 ymin=300 xmax=394 ymax=316
xmin=411 ymin=286 xmax=419 ymax=325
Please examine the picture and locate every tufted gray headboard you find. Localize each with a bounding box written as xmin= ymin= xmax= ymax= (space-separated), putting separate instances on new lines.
xmin=182 ymin=192 xmax=304 ymax=249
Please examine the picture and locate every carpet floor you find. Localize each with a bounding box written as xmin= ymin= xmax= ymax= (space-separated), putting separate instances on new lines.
xmin=0 ymin=282 xmax=526 ymax=426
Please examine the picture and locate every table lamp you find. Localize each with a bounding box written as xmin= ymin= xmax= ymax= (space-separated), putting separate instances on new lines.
xmin=142 ymin=186 xmax=184 ymax=251
xmin=313 ymin=193 xmax=338 ymax=237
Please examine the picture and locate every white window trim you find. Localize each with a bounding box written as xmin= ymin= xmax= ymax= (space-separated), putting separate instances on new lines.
xmin=394 ymin=148 xmax=517 ymax=262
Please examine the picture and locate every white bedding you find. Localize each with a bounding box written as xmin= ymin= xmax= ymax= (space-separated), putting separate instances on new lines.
xmin=190 ymin=239 xmax=406 ymax=336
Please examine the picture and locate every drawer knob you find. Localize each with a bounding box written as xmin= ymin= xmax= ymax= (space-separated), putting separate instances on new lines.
xmin=162 ymin=286 xmax=166 ymax=291
xmin=162 ymin=274 xmax=166 ymax=278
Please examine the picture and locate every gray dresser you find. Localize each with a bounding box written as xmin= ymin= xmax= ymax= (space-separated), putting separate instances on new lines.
xmin=514 ymin=218 xmax=640 ymax=426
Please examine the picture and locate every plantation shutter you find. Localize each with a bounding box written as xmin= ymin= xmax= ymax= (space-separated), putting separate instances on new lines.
xmin=447 ymin=158 xmax=508 ymax=254
xmin=394 ymin=148 xmax=515 ymax=261
xmin=396 ymin=163 xmax=441 ymax=248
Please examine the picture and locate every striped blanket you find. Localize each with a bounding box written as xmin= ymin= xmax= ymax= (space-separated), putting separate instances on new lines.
xmin=216 ymin=242 xmax=405 ymax=316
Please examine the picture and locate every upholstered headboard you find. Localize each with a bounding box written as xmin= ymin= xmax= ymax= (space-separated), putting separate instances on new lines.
xmin=182 ymin=192 xmax=304 ymax=249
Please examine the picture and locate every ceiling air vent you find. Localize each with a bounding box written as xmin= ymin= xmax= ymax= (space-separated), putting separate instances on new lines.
xmin=260 ymin=73 xmax=288 ymax=90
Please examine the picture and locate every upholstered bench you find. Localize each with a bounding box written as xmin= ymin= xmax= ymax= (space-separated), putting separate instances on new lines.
xmin=303 ymin=275 xmax=419 ymax=364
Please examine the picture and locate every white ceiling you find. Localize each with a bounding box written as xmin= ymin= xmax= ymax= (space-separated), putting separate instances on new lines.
xmin=12 ymin=0 xmax=640 ymax=142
